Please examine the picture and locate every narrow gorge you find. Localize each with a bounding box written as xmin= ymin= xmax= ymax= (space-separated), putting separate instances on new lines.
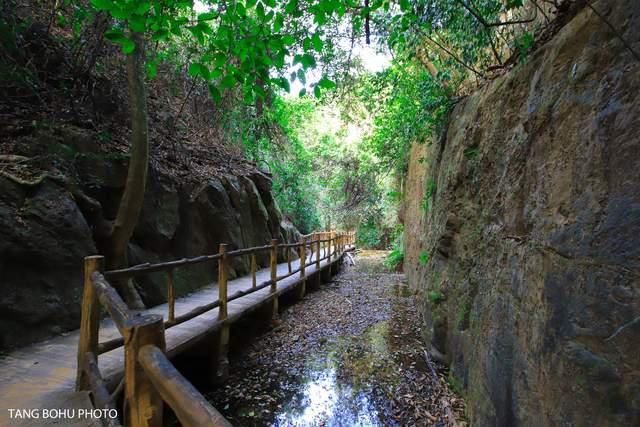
xmin=0 ymin=0 xmax=638 ymax=426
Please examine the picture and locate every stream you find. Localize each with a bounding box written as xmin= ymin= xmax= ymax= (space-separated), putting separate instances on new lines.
xmin=205 ymin=251 xmax=464 ymax=426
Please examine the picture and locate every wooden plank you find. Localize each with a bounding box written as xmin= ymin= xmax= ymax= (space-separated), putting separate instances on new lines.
xmin=138 ymin=345 xmax=232 ymax=427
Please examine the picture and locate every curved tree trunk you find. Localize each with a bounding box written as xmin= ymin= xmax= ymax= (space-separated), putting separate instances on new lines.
xmin=106 ymin=31 xmax=148 ymax=309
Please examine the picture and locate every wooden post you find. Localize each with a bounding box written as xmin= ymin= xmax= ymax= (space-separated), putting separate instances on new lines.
xmin=287 ymin=247 xmax=292 ymax=273
xmin=76 ymin=255 xmax=104 ymax=391
xmin=316 ymin=236 xmax=321 ymax=270
xmin=218 ymin=244 xmax=228 ymax=321
xmin=270 ymin=239 xmax=279 ymax=322
xmin=124 ymin=314 xmax=166 ymax=427
xmin=332 ymin=231 xmax=337 ymax=260
xmin=298 ymin=238 xmax=306 ymax=300
xmin=167 ymin=269 xmax=175 ymax=323
xmin=251 ymin=254 xmax=257 ymax=289
xmin=213 ymin=244 xmax=230 ymax=383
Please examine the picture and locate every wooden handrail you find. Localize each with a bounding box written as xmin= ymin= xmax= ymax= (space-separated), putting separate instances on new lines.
xmin=104 ymin=253 xmax=222 ymax=279
xmin=226 ymin=244 xmax=271 ymax=258
xmin=138 ymin=345 xmax=232 ymax=427
xmin=103 ymin=240 xmax=328 ymax=280
xmin=92 ymin=272 xmax=135 ymax=336
xmin=79 ymin=229 xmax=353 ymax=427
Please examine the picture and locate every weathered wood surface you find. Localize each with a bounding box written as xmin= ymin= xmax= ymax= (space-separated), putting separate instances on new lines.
xmin=0 ymin=245 xmax=352 ymax=427
xmin=138 ymin=345 xmax=232 ymax=427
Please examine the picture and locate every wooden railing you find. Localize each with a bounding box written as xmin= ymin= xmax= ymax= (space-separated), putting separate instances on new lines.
xmin=76 ymin=231 xmax=355 ymax=427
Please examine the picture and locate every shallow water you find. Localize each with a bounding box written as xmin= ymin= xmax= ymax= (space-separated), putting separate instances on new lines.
xmin=209 ymin=280 xmax=425 ymax=426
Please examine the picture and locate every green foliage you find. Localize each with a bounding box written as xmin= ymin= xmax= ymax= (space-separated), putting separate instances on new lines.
xmin=384 ymin=227 xmax=404 ymax=269
xmin=463 ymin=146 xmax=480 ymax=159
xmin=355 ymin=62 xmax=453 ymax=173
xmin=357 ymin=219 xmax=383 ymax=249
xmin=447 ymin=369 xmax=464 ymax=395
xmin=419 ymin=250 xmax=430 ymax=265
xmin=249 ymin=97 xmax=322 ymax=233
xmin=427 ymin=290 xmax=444 ymax=304
xmin=515 ymin=31 xmax=535 ymax=61
xmin=87 ymin=0 xmax=339 ymax=104
xmin=420 ymin=178 xmax=437 ymax=212
xmin=385 ymin=246 xmax=404 ymax=270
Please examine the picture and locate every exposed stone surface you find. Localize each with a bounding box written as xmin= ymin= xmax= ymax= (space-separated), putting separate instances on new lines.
xmin=402 ymin=2 xmax=640 ymax=425
xmin=0 ymin=178 xmax=97 ymax=349
xmin=0 ymin=153 xmax=299 ymax=350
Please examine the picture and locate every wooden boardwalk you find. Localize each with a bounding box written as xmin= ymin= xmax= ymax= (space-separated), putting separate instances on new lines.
xmin=0 ymin=245 xmax=349 ymax=427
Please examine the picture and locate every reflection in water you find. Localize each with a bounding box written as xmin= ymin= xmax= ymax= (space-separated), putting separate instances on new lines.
xmin=274 ymin=366 xmax=381 ymax=426
xmin=272 ymin=318 xmax=401 ymax=426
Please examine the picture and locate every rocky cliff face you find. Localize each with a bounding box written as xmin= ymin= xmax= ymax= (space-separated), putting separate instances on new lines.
xmin=402 ymin=2 xmax=640 ymax=425
xmin=0 ymin=132 xmax=300 ymax=350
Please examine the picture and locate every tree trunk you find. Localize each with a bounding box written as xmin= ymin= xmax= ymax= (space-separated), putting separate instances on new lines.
xmin=107 ymin=31 xmax=148 ymax=309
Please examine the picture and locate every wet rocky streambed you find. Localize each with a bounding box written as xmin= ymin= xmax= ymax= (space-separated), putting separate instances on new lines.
xmin=204 ymin=251 xmax=465 ymax=426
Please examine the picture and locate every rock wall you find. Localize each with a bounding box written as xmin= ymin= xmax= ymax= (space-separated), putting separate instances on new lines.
xmin=0 ymin=140 xmax=300 ymax=350
xmin=402 ymin=2 xmax=640 ymax=425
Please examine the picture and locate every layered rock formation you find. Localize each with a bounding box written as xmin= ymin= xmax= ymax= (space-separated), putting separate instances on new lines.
xmin=403 ymin=2 xmax=640 ymax=425
xmin=0 ymin=138 xmax=300 ymax=350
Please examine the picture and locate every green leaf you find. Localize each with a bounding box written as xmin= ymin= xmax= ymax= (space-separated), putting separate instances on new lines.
xmin=506 ymin=0 xmax=524 ymax=9
xmin=314 ymin=85 xmax=321 ymax=97
xmin=152 ymin=29 xmax=169 ymax=41
xmin=104 ymin=28 xmax=126 ymax=42
xmin=146 ymin=62 xmax=157 ymax=79
xmin=272 ymin=77 xmax=290 ymax=92
xmin=214 ymin=53 xmax=227 ymax=67
xmin=298 ymin=88 xmax=307 ymax=97
xmin=300 ymin=53 xmax=316 ymax=69
xmin=208 ymin=84 xmax=222 ymax=102
xmin=198 ymin=12 xmax=217 ymax=21
xmin=273 ymin=13 xmax=284 ymax=32
xmin=284 ymin=0 xmax=297 ymax=13
xmin=297 ymin=68 xmax=306 ymax=84
xmin=128 ymin=15 xmax=146 ymax=32
xmin=121 ymin=38 xmax=135 ymax=54
xmin=188 ymin=62 xmax=210 ymax=79
xmin=245 ymin=0 xmax=257 ymax=7
xmin=220 ymin=74 xmax=236 ymax=89
xmin=302 ymin=38 xmax=312 ymax=52
xmin=281 ymin=34 xmax=295 ymax=46
xmin=317 ymin=77 xmax=336 ymax=89
xmin=134 ymin=2 xmax=151 ymax=14
xmin=256 ymin=2 xmax=265 ymax=18
xmin=90 ymin=0 xmax=112 ymax=11
xmin=312 ymin=33 xmax=323 ymax=51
